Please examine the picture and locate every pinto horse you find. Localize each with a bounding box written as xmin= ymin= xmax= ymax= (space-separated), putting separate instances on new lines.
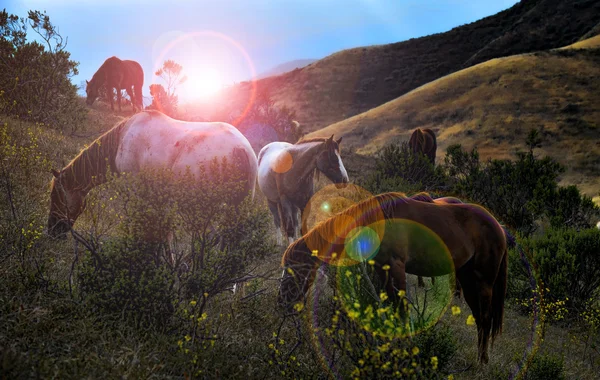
xmin=278 ymin=193 xmax=508 ymax=364
xmin=86 ymin=56 xmax=144 ymax=112
xmin=408 ymin=128 xmax=437 ymax=164
xmin=257 ymin=136 xmax=349 ymax=246
xmin=47 ymin=110 xmax=258 ymax=238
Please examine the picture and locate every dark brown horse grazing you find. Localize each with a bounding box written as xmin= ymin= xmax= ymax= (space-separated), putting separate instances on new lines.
xmin=86 ymin=56 xmax=144 ymax=112
xmin=408 ymin=128 xmax=437 ymax=164
xmin=278 ymin=193 xmax=508 ymax=364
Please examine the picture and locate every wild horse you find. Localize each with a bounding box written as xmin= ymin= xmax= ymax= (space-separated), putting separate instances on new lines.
xmin=408 ymin=128 xmax=437 ymax=165
xmin=86 ymin=56 xmax=144 ymax=112
xmin=257 ymin=136 xmax=349 ymax=245
xmin=278 ymin=192 xmax=508 ymax=364
xmin=47 ymin=110 xmax=258 ymax=238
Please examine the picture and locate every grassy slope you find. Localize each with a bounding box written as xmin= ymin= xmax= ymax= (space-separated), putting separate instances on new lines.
xmin=308 ymin=39 xmax=600 ymax=198
xmin=211 ymin=0 xmax=600 ymax=133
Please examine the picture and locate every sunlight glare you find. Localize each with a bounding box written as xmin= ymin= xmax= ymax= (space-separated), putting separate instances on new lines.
xmin=185 ymin=68 xmax=223 ymax=100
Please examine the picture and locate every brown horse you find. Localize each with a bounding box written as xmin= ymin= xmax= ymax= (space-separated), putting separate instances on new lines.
xmin=86 ymin=56 xmax=144 ymax=112
xmin=278 ymin=192 xmax=508 ymax=364
xmin=47 ymin=110 xmax=258 ymax=238
xmin=408 ymin=128 xmax=437 ymax=164
xmin=410 ymin=192 xmax=464 ymax=290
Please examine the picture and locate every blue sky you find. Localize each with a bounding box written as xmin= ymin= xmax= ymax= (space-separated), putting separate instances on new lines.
xmin=6 ymin=0 xmax=519 ymax=102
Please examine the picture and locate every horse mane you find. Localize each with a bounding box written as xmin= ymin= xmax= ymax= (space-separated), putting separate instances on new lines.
xmin=281 ymin=192 xmax=409 ymax=266
xmin=297 ymin=137 xmax=328 ymax=144
xmin=57 ymin=118 xmax=128 ymax=192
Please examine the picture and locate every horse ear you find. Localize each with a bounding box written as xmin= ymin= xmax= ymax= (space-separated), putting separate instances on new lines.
xmin=51 ymin=169 xmax=60 ymax=178
xmin=85 ymin=80 xmax=89 ymax=85
xmin=336 ymin=136 xmax=343 ymax=145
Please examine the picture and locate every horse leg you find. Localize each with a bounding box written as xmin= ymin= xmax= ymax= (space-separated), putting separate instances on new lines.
xmin=280 ymin=196 xmax=296 ymax=245
xmin=116 ymin=88 xmax=122 ymax=112
xmin=126 ymin=87 xmax=136 ymax=112
xmin=267 ymin=200 xmax=283 ymax=246
xmin=458 ymin=262 xmax=492 ymax=364
xmin=455 ymin=276 xmax=462 ymax=298
xmin=109 ymin=87 xmax=115 ymax=111
xmin=134 ymin=84 xmax=143 ymax=110
xmin=418 ymin=276 xmax=425 ymax=287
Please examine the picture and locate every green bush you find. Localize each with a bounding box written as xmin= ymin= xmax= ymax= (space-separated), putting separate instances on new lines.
xmin=524 ymin=354 xmax=566 ymax=380
xmin=510 ymin=227 xmax=600 ymax=310
xmin=361 ymin=141 xmax=447 ymax=194
xmin=413 ymin=324 xmax=457 ymax=371
xmin=0 ymin=9 xmax=87 ymax=133
xmin=78 ymin=238 xmax=176 ymax=328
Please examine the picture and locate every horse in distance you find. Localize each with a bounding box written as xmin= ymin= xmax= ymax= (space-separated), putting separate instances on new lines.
xmin=278 ymin=193 xmax=508 ymax=364
xmin=257 ymin=135 xmax=349 ymax=246
xmin=47 ymin=110 xmax=258 ymax=238
xmin=408 ymin=128 xmax=437 ymax=164
xmin=86 ymin=56 xmax=144 ymax=112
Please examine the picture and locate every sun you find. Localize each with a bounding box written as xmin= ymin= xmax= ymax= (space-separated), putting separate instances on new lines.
xmin=184 ymin=68 xmax=223 ymax=100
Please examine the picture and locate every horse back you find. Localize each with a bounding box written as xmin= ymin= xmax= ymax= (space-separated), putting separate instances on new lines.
xmin=115 ymin=112 xmax=257 ymax=182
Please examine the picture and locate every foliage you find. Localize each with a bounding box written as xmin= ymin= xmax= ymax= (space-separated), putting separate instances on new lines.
xmin=510 ymin=227 xmax=600 ymax=311
xmin=214 ymin=88 xmax=303 ymax=150
xmin=413 ymin=324 xmax=457 ymax=372
xmin=0 ymin=119 xmax=53 ymax=287
xmin=360 ymin=141 xmax=447 ymax=194
xmin=147 ymin=60 xmax=187 ymax=117
xmin=442 ymin=132 xmax=599 ymax=235
xmin=78 ymin=238 xmax=176 ymax=328
xmin=0 ymin=9 xmax=86 ymax=133
xmin=524 ymin=354 xmax=566 ymax=380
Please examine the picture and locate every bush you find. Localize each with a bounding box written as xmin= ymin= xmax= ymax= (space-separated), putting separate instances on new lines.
xmin=510 ymin=227 xmax=600 ymax=310
xmin=0 ymin=9 xmax=87 ymax=133
xmin=524 ymin=354 xmax=566 ymax=380
xmin=78 ymin=238 xmax=176 ymax=328
xmin=413 ymin=324 xmax=457 ymax=371
xmin=361 ymin=141 xmax=447 ymax=194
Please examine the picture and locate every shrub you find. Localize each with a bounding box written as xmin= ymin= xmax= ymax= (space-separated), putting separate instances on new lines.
xmin=510 ymin=227 xmax=600 ymax=310
xmin=0 ymin=9 xmax=87 ymax=133
xmin=413 ymin=324 xmax=457 ymax=371
xmin=78 ymin=238 xmax=176 ymax=328
xmin=361 ymin=141 xmax=447 ymax=194
xmin=524 ymin=354 xmax=565 ymax=380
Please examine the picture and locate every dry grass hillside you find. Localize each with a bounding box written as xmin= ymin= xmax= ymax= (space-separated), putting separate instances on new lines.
xmin=214 ymin=0 xmax=600 ymax=133
xmin=308 ymin=40 xmax=600 ymax=197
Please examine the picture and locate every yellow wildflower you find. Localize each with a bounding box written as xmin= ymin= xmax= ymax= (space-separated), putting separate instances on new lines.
xmin=431 ymin=356 xmax=438 ymax=370
xmin=398 ymin=289 xmax=406 ymax=297
xmin=412 ymin=346 xmax=420 ymax=356
xmin=466 ymin=315 xmax=476 ymax=326
xmin=190 ymin=300 xmax=197 ymax=306
xmin=382 ymin=264 xmax=390 ymax=271
xmin=293 ymin=302 xmax=304 ymax=312
xmin=368 ymin=259 xmax=375 ymax=266
xmin=451 ymin=305 xmax=461 ymax=316
xmin=380 ymin=292 xmax=389 ymax=302
xmin=311 ymin=250 xmax=318 ymax=256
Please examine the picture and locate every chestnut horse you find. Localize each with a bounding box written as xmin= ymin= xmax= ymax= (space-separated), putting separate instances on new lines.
xmin=278 ymin=192 xmax=508 ymax=364
xmin=47 ymin=110 xmax=258 ymax=238
xmin=86 ymin=56 xmax=144 ymax=112
xmin=257 ymin=136 xmax=349 ymax=246
xmin=408 ymin=128 xmax=437 ymax=164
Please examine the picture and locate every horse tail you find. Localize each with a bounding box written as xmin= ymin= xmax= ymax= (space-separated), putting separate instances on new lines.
xmin=232 ymin=147 xmax=257 ymax=202
xmin=491 ymin=246 xmax=508 ymax=344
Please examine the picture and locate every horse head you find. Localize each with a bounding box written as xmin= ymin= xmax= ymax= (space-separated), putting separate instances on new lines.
xmin=316 ymin=135 xmax=349 ymax=189
xmin=47 ymin=169 xmax=87 ymax=238
xmin=277 ymin=241 xmax=319 ymax=312
xmin=85 ymin=79 xmax=100 ymax=106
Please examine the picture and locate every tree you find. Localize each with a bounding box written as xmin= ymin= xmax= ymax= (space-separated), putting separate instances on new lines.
xmin=147 ymin=60 xmax=187 ymax=117
xmin=147 ymin=83 xmax=176 ymax=117
xmin=155 ymin=59 xmax=187 ymax=98
xmin=0 ymin=9 xmax=86 ymax=132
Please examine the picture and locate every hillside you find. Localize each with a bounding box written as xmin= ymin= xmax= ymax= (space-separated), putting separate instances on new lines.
xmin=307 ymin=39 xmax=600 ymax=197
xmin=256 ymin=59 xmax=317 ymax=79
xmin=217 ymin=0 xmax=600 ymax=133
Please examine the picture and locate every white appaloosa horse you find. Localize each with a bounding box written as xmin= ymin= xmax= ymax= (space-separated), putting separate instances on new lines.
xmin=47 ymin=110 xmax=258 ymax=238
